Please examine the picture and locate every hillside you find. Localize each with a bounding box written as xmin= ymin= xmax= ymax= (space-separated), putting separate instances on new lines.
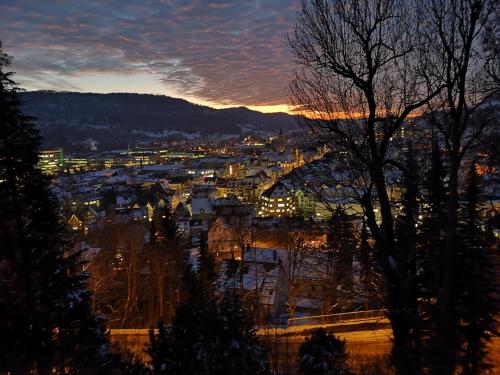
xmin=20 ymin=91 xmax=299 ymax=152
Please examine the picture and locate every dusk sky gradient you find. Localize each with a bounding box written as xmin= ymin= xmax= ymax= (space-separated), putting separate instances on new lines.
xmin=0 ymin=0 xmax=301 ymax=113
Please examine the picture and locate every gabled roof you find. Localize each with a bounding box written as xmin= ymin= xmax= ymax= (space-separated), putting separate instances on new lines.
xmin=190 ymin=197 xmax=213 ymax=214
xmin=261 ymin=181 xmax=291 ymax=198
xmin=213 ymin=196 xmax=243 ymax=207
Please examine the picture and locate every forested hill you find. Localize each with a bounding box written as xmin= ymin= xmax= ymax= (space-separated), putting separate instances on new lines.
xmin=19 ymin=91 xmax=299 ymax=151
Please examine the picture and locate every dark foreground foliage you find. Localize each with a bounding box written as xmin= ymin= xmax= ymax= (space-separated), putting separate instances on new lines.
xmin=298 ymin=328 xmax=351 ymax=375
xmin=148 ymin=237 xmax=268 ymax=375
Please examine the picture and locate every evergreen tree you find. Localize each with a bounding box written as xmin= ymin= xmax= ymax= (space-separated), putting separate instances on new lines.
xmin=298 ymin=329 xmax=351 ymax=375
xmin=151 ymin=204 xmax=187 ymax=323
xmin=418 ymin=140 xmax=448 ymax=371
xmin=148 ymin=321 xmax=175 ymax=374
xmin=415 ymin=145 xmax=498 ymax=374
xmin=391 ymin=144 xmax=420 ymax=374
xmin=326 ymin=208 xmax=356 ymax=309
xmin=198 ymin=230 xmax=216 ymax=299
xmin=453 ymin=165 xmax=498 ymax=374
xmin=357 ymin=220 xmax=383 ymax=309
xmin=148 ymin=249 xmax=268 ymax=375
xmin=0 ymin=46 xmax=111 ymax=373
xmin=147 ymin=258 xmax=221 ymax=375
xmin=157 ymin=204 xmax=178 ymax=240
xmin=217 ymin=291 xmax=268 ymax=375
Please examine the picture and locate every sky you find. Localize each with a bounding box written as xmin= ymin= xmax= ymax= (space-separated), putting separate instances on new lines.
xmin=0 ymin=0 xmax=301 ymax=113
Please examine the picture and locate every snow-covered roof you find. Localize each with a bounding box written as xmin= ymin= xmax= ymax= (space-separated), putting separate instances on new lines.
xmin=74 ymin=241 xmax=101 ymax=261
xmin=244 ymin=247 xmax=287 ymax=264
xmin=190 ymin=197 xmax=213 ymax=215
xmin=244 ymin=247 xmax=330 ymax=280
xmin=291 ymin=297 xmax=322 ymax=310
xmin=116 ymin=195 xmax=135 ymax=205
xmin=142 ymin=163 xmax=184 ymax=172
xmin=218 ymin=261 xmax=281 ymax=306
xmin=262 ymin=182 xmax=292 ymax=198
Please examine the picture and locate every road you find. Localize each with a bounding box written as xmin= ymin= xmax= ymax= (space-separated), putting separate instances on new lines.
xmin=109 ymin=318 xmax=499 ymax=372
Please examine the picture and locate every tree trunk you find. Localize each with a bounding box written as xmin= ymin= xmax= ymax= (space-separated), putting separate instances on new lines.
xmin=432 ymin=155 xmax=460 ymax=375
xmin=371 ymin=165 xmax=419 ymax=374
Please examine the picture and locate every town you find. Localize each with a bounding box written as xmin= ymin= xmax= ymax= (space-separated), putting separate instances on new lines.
xmin=40 ymin=131 xmax=362 ymax=325
xmin=2 ymin=0 xmax=499 ymax=374
xmin=38 ymin=123 xmax=498 ymax=331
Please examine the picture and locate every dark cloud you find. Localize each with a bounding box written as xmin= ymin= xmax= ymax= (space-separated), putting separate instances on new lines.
xmin=0 ymin=0 xmax=300 ymax=106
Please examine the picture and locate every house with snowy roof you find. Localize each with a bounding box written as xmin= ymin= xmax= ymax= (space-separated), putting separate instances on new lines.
xmin=189 ymin=197 xmax=213 ymax=221
xmin=208 ymin=216 xmax=248 ymax=260
xmin=217 ymin=247 xmax=288 ymax=324
xmin=259 ymin=182 xmax=295 ymax=217
xmin=115 ymin=194 xmax=135 ymax=209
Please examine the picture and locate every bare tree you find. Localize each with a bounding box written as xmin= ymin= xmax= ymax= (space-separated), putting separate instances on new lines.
xmin=290 ymin=0 xmax=499 ymax=373
xmin=289 ymin=1 xmax=444 ymax=373
xmin=209 ymin=200 xmax=254 ymax=292
xmin=284 ymin=226 xmax=323 ymax=317
xmin=119 ymin=224 xmax=145 ymax=327
xmin=86 ymin=232 xmax=117 ymax=315
xmin=87 ymin=222 xmax=147 ymax=328
xmin=143 ymin=221 xmax=171 ymax=324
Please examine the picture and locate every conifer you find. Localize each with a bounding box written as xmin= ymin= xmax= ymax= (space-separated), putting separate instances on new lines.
xmin=454 ymin=165 xmax=498 ymax=374
xmin=0 ymin=45 xmax=111 ymax=374
xmin=298 ymin=328 xmax=350 ymax=375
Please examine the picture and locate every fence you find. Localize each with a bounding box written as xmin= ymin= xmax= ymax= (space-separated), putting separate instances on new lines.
xmin=287 ymin=309 xmax=387 ymax=327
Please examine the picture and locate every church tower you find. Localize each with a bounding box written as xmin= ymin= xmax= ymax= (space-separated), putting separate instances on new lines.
xmin=277 ymin=129 xmax=285 ymax=153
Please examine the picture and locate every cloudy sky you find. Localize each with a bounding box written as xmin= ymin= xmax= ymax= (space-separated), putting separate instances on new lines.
xmin=0 ymin=0 xmax=301 ymax=112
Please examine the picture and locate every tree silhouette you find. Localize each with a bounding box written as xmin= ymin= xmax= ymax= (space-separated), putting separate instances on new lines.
xmin=0 ymin=45 xmax=111 ymax=373
xmin=298 ymin=328 xmax=350 ymax=375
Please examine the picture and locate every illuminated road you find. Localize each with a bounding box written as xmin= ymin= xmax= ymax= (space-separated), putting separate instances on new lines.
xmin=109 ymin=318 xmax=499 ymax=370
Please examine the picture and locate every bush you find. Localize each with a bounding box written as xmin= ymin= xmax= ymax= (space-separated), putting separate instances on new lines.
xmin=298 ymin=329 xmax=351 ymax=375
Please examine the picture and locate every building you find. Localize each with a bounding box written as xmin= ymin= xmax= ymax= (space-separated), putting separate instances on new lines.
xmin=208 ymin=199 xmax=254 ymax=260
xmin=217 ymin=247 xmax=289 ymax=324
xmin=39 ymin=148 xmax=63 ymax=175
xmin=64 ymin=156 xmax=89 ymax=173
xmin=208 ymin=216 xmax=241 ymax=260
xmin=216 ymin=178 xmax=260 ymax=204
xmin=259 ymin=182 xmax=295 ymax=217
xmin=174 ymin=202 xmax=191 ymax=234
xmin=277 ymin=129 xmax=285 ymax=153
xmin=190 ymin=197 xmax=213 ymax=221
xmin=224 ymin=162 xmax=244 ymax=179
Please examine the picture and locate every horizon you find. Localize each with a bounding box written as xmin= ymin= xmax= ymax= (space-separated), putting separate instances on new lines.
xmin=22 ymin=89 xmax=295 ymax=115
